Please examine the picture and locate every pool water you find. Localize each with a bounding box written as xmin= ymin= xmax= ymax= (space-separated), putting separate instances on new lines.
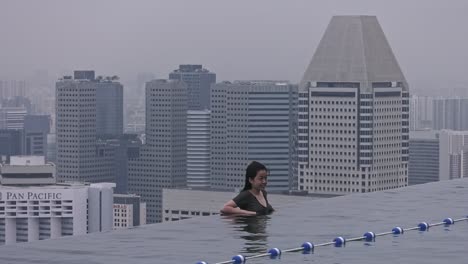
xmin=0 ymin=178 xmax=467 ymax=264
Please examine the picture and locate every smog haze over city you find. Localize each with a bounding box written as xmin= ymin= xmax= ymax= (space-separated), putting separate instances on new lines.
xmin=1 ymin=0 xmax=467 ymax=95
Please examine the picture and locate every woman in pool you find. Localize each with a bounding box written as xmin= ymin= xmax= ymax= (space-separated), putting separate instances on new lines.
xmin=221 ymin=161 xmax=274 ymax=216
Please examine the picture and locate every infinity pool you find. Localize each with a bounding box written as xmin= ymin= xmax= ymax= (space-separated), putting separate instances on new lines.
xmin=0 ymin=179 xmax=467 ymax=264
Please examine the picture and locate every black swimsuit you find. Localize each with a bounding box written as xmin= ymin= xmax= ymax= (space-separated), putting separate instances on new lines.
xmin=232 ymin=190 xmax=274 ymax=215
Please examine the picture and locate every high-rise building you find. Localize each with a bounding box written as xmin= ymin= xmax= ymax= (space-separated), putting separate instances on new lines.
xmin=298 ymin=16 xmax=409 ymax=194
xmin=210 ymin=81 xmax=298 ymax=192
xmin=0 ymin=156 xmax=115 ymax=245
xmin=432 ymin=97 xmax=468 ymax=131
xmin=169 ymin=65 xmax=216 ymax=110
xmin=187 ymin=110 xmax=211 ymax=188
xmin=107 ymin=134 xmax=142 ymax=194
xmin=128 ymin=79 xmax=187 ymax=223
xmin=23 ymin=115 xmax=51 ymax=156
xmin=438 ymin=130 xmax=468 ymax=180
xmin=55 ymin=71 xmax=123 ymax=183
xmin=409 ymin=131 xmax=439 ymax=185
xmin=96 ymin=81 xmax=123 ymax=138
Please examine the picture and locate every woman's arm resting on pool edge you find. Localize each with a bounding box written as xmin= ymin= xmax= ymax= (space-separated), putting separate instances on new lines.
xmin=220 ymin=200 xmax=256 ymax=216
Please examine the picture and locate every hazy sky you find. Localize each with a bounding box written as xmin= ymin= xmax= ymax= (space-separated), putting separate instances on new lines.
xmin=1 ymin=0 xmax=467 ymax=92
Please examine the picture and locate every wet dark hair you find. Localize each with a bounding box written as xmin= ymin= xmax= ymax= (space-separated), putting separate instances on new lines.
xmin=242 ymin=161 xmax=268 ymax=191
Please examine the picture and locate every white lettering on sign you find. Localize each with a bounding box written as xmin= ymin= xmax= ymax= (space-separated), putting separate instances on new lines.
xmin=2 ymin=192 xmax=63 ymax=201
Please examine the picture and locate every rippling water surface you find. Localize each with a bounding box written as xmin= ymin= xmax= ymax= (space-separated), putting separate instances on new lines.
xmin=0 ymin=179 xmax=467 ymax=264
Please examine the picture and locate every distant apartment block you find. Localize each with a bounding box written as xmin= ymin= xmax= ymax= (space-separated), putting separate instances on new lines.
xmin=432 ymin=97 xmax=468 ymax=131
xmin=439 ymin=130 xmax=468 ymax=180
xmin=0 ymin=81 xmax=27 ymax=101
xmin=409 ymin=95 xmax=433 ymax=131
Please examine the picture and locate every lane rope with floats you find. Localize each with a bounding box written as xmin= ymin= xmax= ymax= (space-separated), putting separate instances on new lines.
xmin=195 ymin=216 xmax=467 ymax=264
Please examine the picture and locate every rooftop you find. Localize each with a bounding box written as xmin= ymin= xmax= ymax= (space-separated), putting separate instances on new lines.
xmin=300 ymin=16 xmax=408 ymax=92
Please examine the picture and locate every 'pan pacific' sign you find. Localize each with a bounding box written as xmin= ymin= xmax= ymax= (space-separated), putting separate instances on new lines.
xmin=0 ymin=191 xmax=63 ymax=201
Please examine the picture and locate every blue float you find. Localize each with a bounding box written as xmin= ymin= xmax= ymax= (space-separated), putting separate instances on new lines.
xmin=363 ymin=231 xmax=375 ymax=241
xmin=443 ymin=218 xmax=454 ymax=225
xmin=333 ymin=236 xmax=346 ymax=247
xmin=268 ymin=248 xmax=281 ymax=258
xmin=418 ymin=222 xmax=429 ymax=231
xmin=231 ymin=254 xmax=245 ymax=264
xmin=301 ymin=242 xmax=314 ymax=253
xmin=392 ymin=226 xmax=404 ymax=234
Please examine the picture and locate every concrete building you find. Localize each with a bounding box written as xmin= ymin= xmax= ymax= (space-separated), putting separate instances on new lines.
xmin=55 ymin=71 xmax=122 ymax=183
xmin=439 ymin=130 xmax=468 ymax=180
xmin=128 ymin=79 xmax=187 ymax=223
xmin=210 ymin=81 xmax=298 ymax=192
xmin=187 ymin=110 xmax=210 ymax=188
xmin=162 ymin=188 xmax=319 ymax=222
xmin=169 ymin=65 xmax=216 ymax=110
xmin=0 ymin=156 xmax=114 ymax=245
xmin=409 ymin=131 xmax=439 ymax=185
xmin=298 ymin=16 xmax=409 ymax=194
xmin=113 ymin=194 xmax=146 ymax=230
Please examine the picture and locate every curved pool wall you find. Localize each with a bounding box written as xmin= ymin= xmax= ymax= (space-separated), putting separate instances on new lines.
xmin=0 ymin=178 xmax=467 ymax=264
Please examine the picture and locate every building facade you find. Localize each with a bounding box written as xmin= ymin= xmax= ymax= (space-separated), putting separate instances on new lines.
xmin=0 ymin=107 xmax=28 ymax=130
xmin=169 ymin=64 xmax=216 ymax=110
xmin=96 ymin=81 xmax=123 ymax=138
xmin=409 ymin=131 xmax=440 ymax=185
xmin=0 ymin=130 xmax=24 ymax=163
xmin=187 ymin=110 xmax=211 ymax=188
xmin=438 ymin=130 xmax=468 ymax=180
xmin=128 ymin=79 xmax=187 ymax=223
xmin=113 ymin=194 xmax=146 ymax=230
xmin=24 ymin=115 xmax=51 ymax=156
xmin=55 ymin=71 xmax=123 ymax=183
xmin=210 ymin=81 xmax=298 ymax=192
xmin=409 ymin=95 xmax=433 ymax=131
xmin=432 ymin=97 xmax=468 ymax=131
xmin=298 ymin=16 xmax=409 ymax=194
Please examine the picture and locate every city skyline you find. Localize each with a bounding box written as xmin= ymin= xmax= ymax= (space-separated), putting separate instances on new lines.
xmin=0 ymin=1 xmax=467 ymax=95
